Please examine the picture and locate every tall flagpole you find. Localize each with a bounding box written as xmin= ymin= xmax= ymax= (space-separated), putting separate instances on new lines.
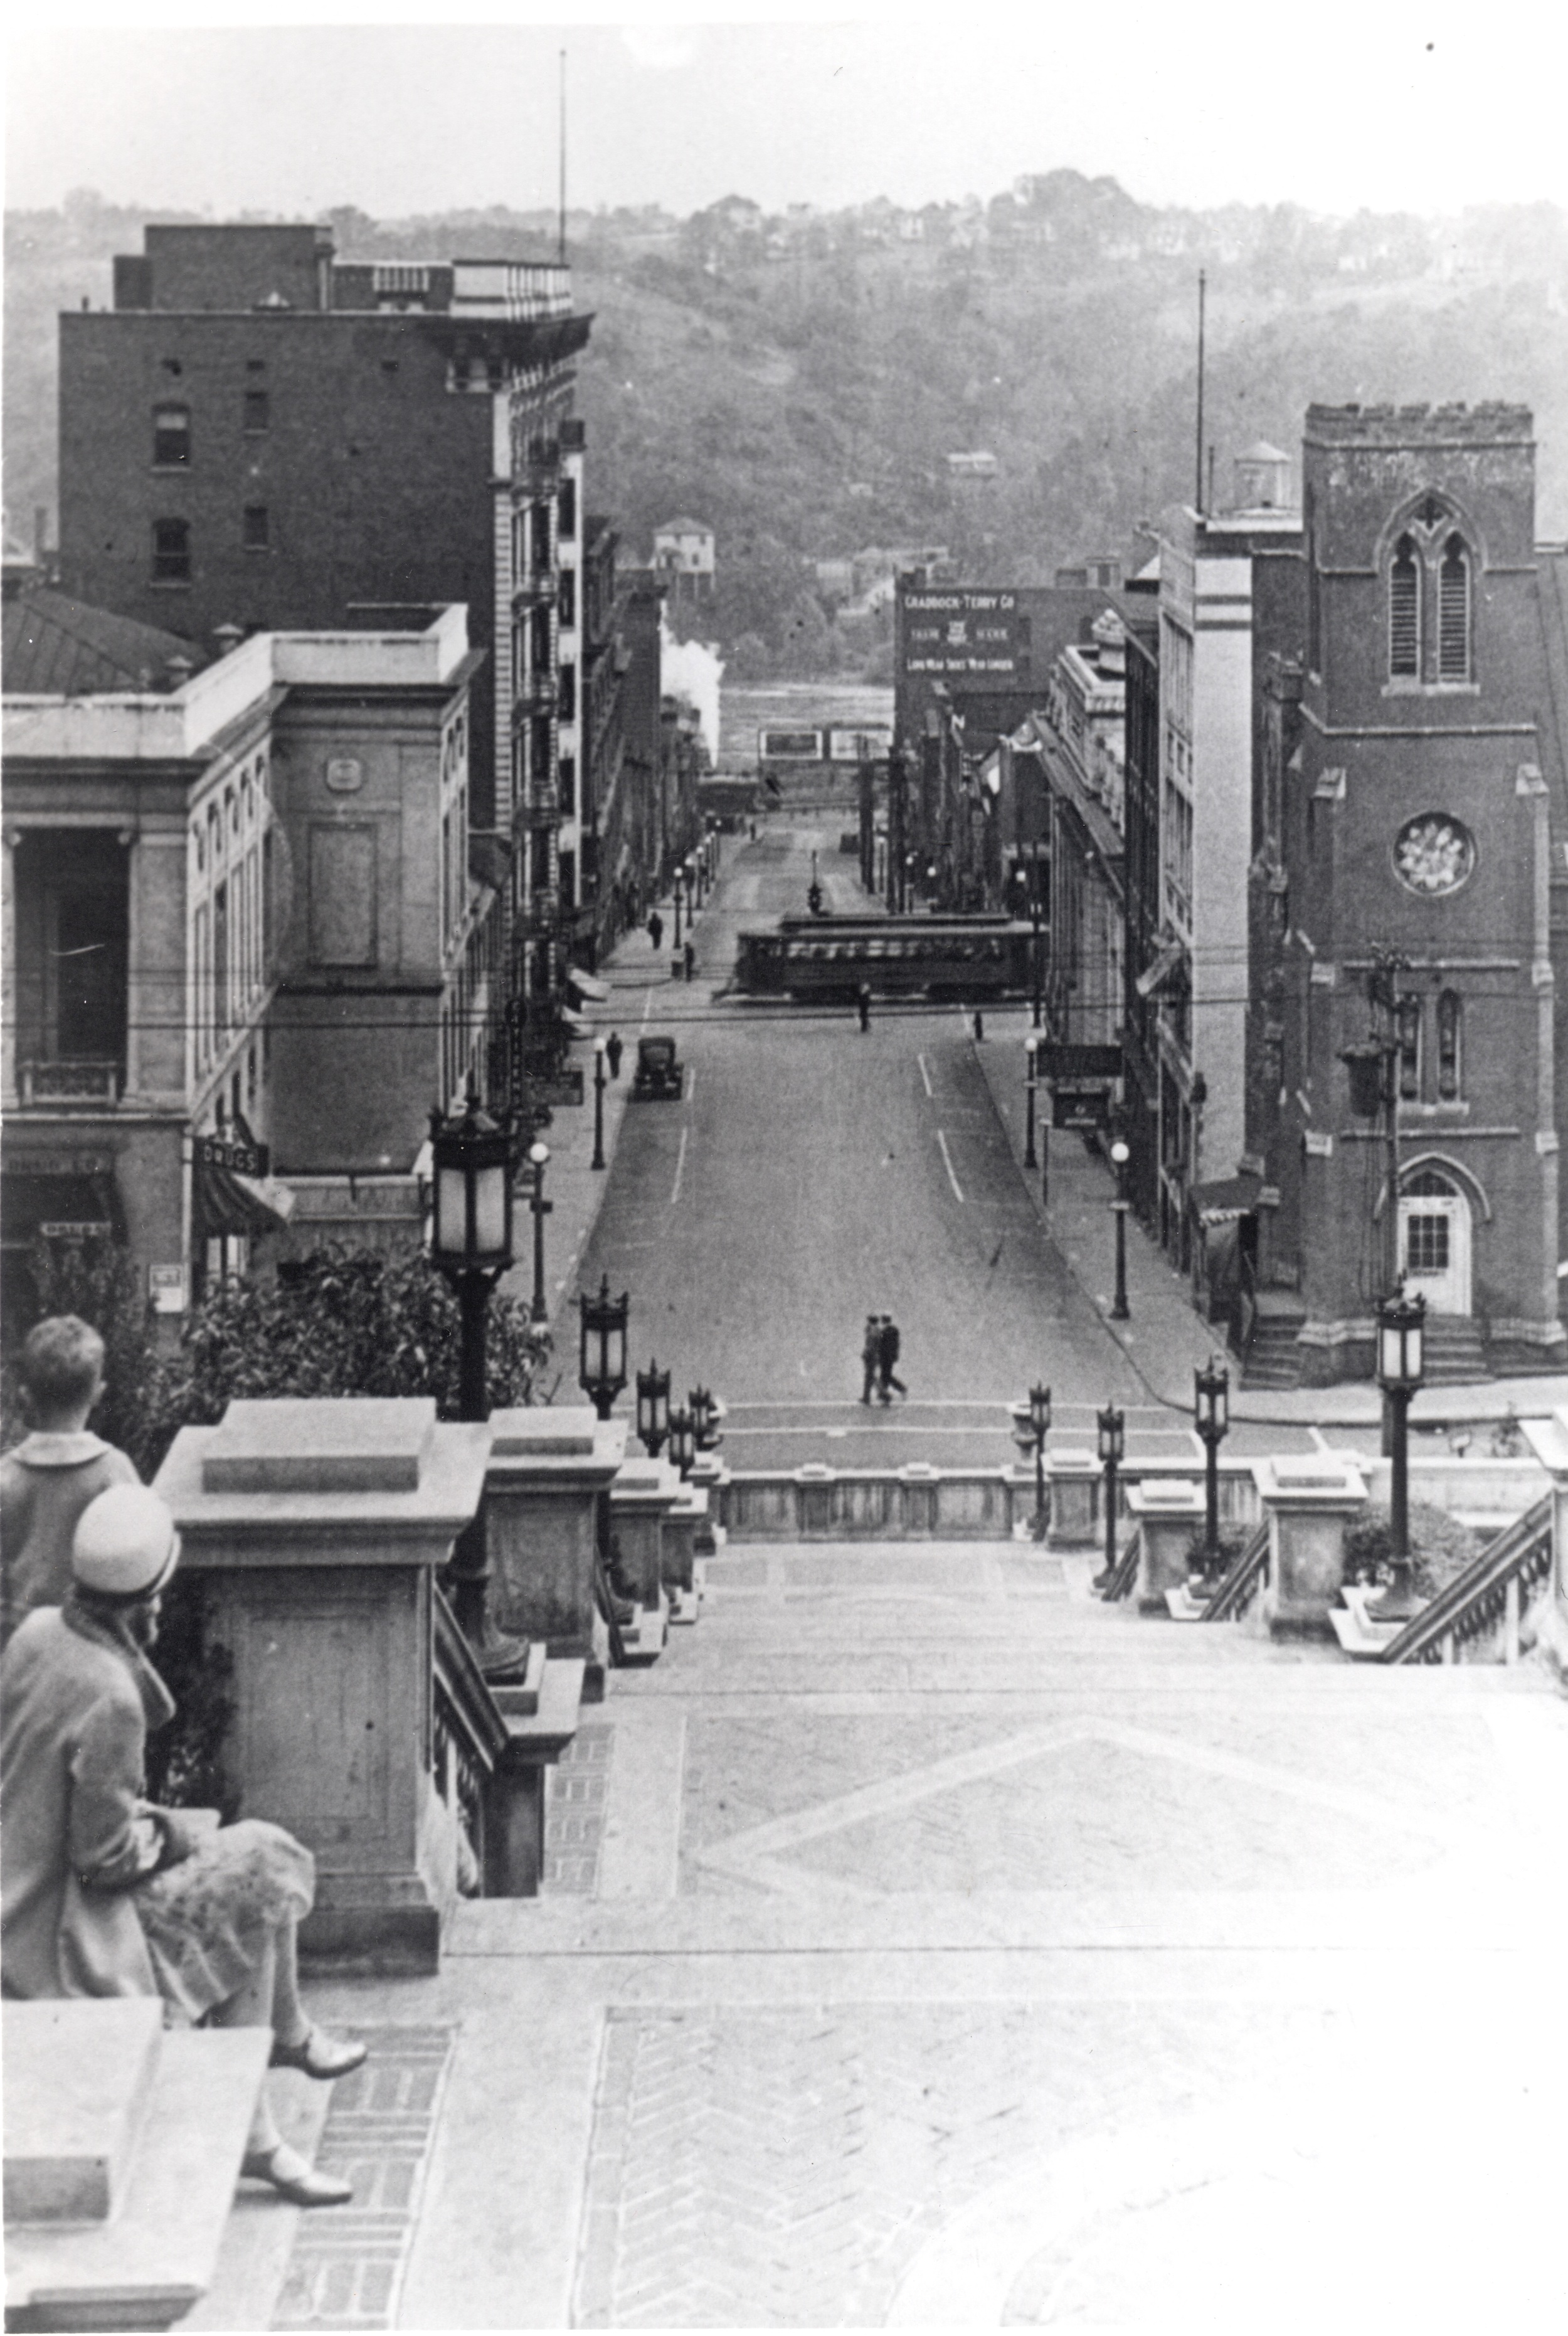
xmin=1194 ymin=269 xmax=1207 ymax=512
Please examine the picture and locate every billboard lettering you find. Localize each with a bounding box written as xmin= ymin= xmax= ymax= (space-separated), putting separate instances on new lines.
xmin=901 ymin=588 xmax=1023 ymax=678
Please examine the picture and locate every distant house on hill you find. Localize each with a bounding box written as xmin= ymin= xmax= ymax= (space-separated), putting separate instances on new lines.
xmin=946 ymin=450 xmax=999 ymax=480
xmin=652 ymin=518 xmax=715 ymax=603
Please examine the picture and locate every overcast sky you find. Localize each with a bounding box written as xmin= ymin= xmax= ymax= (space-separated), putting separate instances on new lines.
xmin=7 ymin=6 xmax=1568 ymax=223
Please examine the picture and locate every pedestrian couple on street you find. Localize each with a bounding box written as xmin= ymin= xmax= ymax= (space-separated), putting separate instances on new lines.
xmin=859 ymin=1314 xmax=907 ymax=1406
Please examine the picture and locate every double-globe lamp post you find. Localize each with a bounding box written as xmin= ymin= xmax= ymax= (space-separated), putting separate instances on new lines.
xmin=591 ymin=1038 xmax=608 ymax=1172
xmin=1093 ymin=1403 xmax=1126 ymax=1591
xmin=1009 ymin=1383 xmax=1052 ymax=1541
xmin=1369 ymin=1288 xmax=1426 ymax=1622
xmin=429 ymin=1083 xmax=516 ymax=1426
xmin=1109 ymin=1139 xmax=1131 ymax=1320
xmin=1194 ymin=1357 xmax=1231 ymax=1579
xmin=526 ymin=1139 xmax=551 ymax=1324
xmin=1024 ymin=1036 xmax=1039 ymax=1169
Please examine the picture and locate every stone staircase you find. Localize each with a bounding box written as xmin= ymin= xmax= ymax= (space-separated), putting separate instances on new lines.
xmin=1239 ymin=1290 xmax=1306 ymax=1389
xmin=1421 ymin=1315 xmax=1489 ymax=1383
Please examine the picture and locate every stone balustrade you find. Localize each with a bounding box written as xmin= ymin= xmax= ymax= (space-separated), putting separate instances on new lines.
xmin=484 ymin=1406 xmax=627 ymax=1701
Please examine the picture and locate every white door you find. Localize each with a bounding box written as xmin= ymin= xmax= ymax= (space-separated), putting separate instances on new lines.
xmin=1399 ymin=1171 xmax=1471 ymax=1315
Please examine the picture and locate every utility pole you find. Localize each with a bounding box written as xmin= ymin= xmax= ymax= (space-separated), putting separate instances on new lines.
xmin=1194 ymin=270 xmax=1207 ymax=512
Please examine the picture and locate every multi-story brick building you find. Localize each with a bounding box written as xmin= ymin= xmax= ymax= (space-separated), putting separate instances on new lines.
xmin=55 ymin=223 xmax=593 ymax=1103
xmin=1249 ymin=403 xmax=1567 ymax=1383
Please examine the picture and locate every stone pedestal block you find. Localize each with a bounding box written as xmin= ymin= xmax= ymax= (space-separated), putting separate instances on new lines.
xmin=4 ymin=2003 xmax=268 ymax=2333
xmin=687 ymin=1453 xmax=728 ymax=1553
xmin=156 ymin=1397 xmax=491 ymax=1973
xmin=1254 ymin=1456 xmax=1369 ymax=1639
xmin=484 ymin=1407 xmax=627 ymax=1692
xmin=1128 ymin=1479 xmax=1204 ymax=1613
xmin=609 ymin=1454 xmax=681 ymax=1607
xmin=1046 ymin=1451 xmax=1099 ymax=1547
xmin=662 ymin=1484 xmax=707 ymax=1600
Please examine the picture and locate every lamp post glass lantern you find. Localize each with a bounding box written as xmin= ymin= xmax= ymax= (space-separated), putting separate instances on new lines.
xmin=636 ymin=1361 xmax=671 ymax=1456
xmin=578 ymin=1275 xmax=630 ymax=1420
xmin=428 ymin=1085 xmax=516 ymax=1425
xmin=1093 ymin=1403 xmax=1125 ymax=1589
xmin=1369 ymin=1288 xmax=1426 ymax=1621
xmin=668 ymin=1406 xmax=696 ymax=1477
xmin=1194 ymin=1356 xmax=1231 ymax=1576
xmin=688 ymin=1386 xmax=715 ymax=1448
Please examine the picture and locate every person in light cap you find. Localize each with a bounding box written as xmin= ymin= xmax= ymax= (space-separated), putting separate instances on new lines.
xmin=2 ymin=1484 xmax=368 ymax=2208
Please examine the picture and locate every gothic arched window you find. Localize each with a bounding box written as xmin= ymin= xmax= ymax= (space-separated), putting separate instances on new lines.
xmin=1389 ymin=534 xmax=1420 ymax=677
xmin=1436 ymin=990 xmax=1462 ymax=1100
xmin=1438 ymin=536 xmax=1471 ymax=681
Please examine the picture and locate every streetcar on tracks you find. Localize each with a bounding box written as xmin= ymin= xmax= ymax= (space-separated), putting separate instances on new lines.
xmin=734 ymin=913 xmax=1031 ymax=1002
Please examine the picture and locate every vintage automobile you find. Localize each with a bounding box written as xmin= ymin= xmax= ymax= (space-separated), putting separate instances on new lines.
xmin=632 ymin=1034 xmax=684 ymax=1100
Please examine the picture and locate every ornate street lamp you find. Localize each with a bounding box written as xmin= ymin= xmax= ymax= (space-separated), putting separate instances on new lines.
xmin=1369 ymin=1288 xmax=1426 ymax=1621
xmin=428 ymin=1082 xmax=516 ymax=1425
xmin=1194 ymin=1356 xmax=1231 ymax=1578
xmin=688 ymin=1385 xmax=716 ymax=1449
xmin=636 ymin=1361 xmax=671 ymax=1457
xmin=1024 ymin=1034 xmax=1039 ymax=1169
xmin=526 ymin=1139 xmax=551 ymax=1324
xmin=667 ymin=1404 xmax=696 ymax=1479
xmin=1109 ymin=1139 xmax=1131 ymax=1320
xmin=672 ymin=871 xmax=684 ymax=951
xmin=1093 ymin=1403 xmax=1126 ymax=1591
xmin=591 ymin=1038 xmax=608 ymax=1172
xmin=578 ymin=1274 xmax=630 ymax=1420
xmin=1009 ymin=1382 xmax=1052 ymax=1541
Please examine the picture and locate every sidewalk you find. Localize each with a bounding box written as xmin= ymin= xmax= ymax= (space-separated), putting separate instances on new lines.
xmin=970 ymin=1006 xmax=1567 ymax=1431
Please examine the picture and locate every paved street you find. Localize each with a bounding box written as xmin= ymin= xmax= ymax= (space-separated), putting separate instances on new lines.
xmin=569 ymin=827 xmax=1268 ymax=1472
xmin=202 ymin=1529 xmax=1567 ymax=2330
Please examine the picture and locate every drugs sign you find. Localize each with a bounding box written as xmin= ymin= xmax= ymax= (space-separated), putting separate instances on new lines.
xmin=1052 ymin=1083 xmax=1112 ymax=1131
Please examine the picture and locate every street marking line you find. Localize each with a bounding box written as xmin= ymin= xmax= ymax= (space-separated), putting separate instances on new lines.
xmin=917 ymin=1051 xmax=933 ymax=1098
xmin=670 ymin=1125 xmax=689 ymax=1207
xmin=936 ymin=1128 xmax=965 ymax=1203
xmin=641 ymin=987 xmax=653 ymax=1027
xmin=684 ymin=1065 xmax=696 ymax=1108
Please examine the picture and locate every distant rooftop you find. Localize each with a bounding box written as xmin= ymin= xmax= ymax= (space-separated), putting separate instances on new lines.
xmin=1 ymin=585 xmax=211 ymax=698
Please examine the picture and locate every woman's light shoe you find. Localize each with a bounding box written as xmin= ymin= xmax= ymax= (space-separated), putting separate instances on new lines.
xmin=240 ymin=2142 xmax=353 ymax=2207
xmin=268 ymin=2024 xmax=368 ymax=2081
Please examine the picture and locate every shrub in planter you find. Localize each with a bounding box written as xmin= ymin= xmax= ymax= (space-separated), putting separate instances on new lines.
xmin=1342 ymin=1501 xmax=1486 ymax=1600
xmin=1181 ymin=1524 xmax=1252 ymax=1579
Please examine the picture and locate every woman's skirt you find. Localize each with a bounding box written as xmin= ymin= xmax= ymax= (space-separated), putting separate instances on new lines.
xmin=134 ymin=1819 xmax=315 ymax=2025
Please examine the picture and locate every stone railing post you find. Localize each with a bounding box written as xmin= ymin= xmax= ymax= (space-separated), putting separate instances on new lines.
xmin=1520 ymin=1406 xmax=1568 ymax=1675
xmin=1042 ymin=1450 xmax=1099 ymax=1547
xmin=1126 ymin=1479 xmax=1204 ymax=1614
xmin=608 ymin=1453 xmax=681 ymax=1651
xmin=1253 ymin=1456 xmax=1369 ymax=1640
xmin=484 ymin=1406 xmax=627 ymax=1703
xmin=155 ymin=1397 xmax=490 ymax=1973
xmin=662 ymin=1480 xmax=709 ymax=1623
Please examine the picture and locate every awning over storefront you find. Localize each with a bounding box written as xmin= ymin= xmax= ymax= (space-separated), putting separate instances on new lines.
xmin=1191 ymin=1175 xmax=1261 ymax=1228
xmin=193 ymin=1152 xmax=291 ymax=1238
xmin=565 ymin=965 xmax=612 ymax=1004
xmin=560 ymin=1007 xmax=595 ymax=1041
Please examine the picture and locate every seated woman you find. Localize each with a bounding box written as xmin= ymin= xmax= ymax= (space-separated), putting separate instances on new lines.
xmin=1 ymin=1483 xmax=367 ymax=2208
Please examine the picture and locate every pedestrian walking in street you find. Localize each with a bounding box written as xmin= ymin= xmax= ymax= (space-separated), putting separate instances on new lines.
xmin=1 ymin=1316 xmax=140 ymax=1652
xmin=648 ymin=910 xmax=664 ymax=952
xmin=683 ymin=938 xmax=696 ymax=983
xmin=859 ymin=1315 xmax=880 ymax=1404
xmin=857 ymin=984 xmax=871 ymax=1033
xmin=876 ymin=1315 xmax=908 ymax=1403
xmin=606 ymin=1031 xmax=623 ymax=1080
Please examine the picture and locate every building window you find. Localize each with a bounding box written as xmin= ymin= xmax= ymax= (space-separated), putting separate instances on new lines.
xmin=1405 ymin=1209 xmax=1450 ymax=1276
xmin=559 ymin=754 xmax=576 ymax=815
xmin=1396 ymin=995 xmax=1421 ymax=1102
xmin=152 ymin=518 xmax=191 ymax=582
xmin=243 ymin=390 xmax=270 ymax=433
xmin=558 ymin=570 xmax=576 ymax=629
xmin=1389 ymin=534 xmax=1419 ymax=677
xmin=1436 ymin=990 xmax=1462 ymax=1099
xmin=1438 ymin=536 xmax=1471 ymax=681
xmin=153 ymin=404 xmax=191 ymax=466
xmin=242 ymin=504 xmax=270 ymax=551
xmin=558 ymin=477 xmax=577 ymax=539
xmin=558 ymin=663 xmax=576 ymax=723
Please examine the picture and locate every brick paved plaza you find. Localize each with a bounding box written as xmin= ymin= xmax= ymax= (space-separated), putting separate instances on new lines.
xmin=193 ymin=1532 xmax=1567 ymax=2330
